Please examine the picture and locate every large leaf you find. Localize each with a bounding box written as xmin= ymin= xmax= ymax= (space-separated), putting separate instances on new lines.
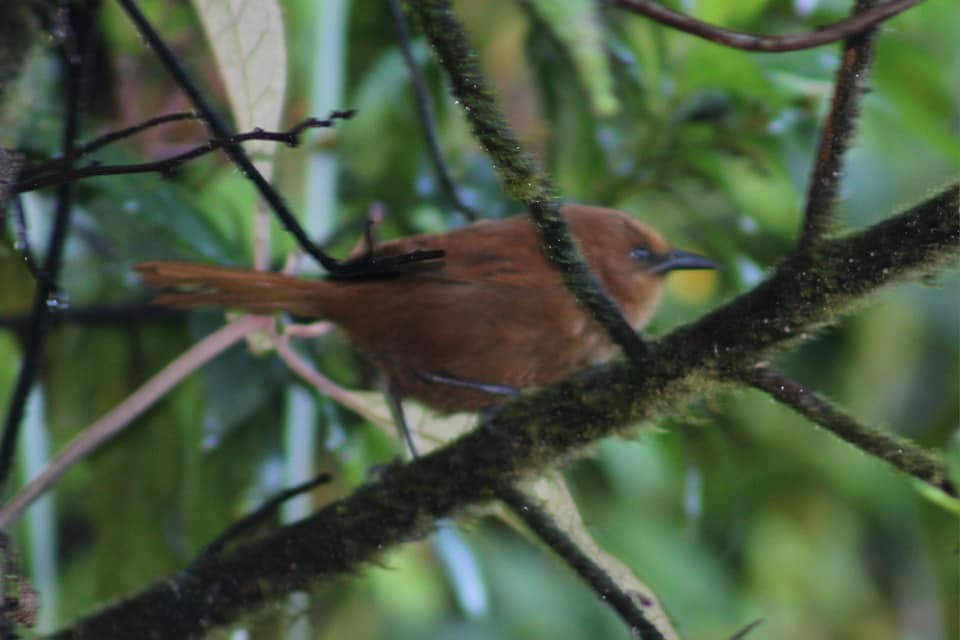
xmin=192 ymin=0 xmax=288 ymax=260
xmin=192 ymin=0 xmax=288 ymax=173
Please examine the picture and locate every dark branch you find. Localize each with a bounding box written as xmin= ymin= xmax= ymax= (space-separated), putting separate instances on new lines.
xmin=387 ymin=0 xmax=479 ymax=221
xmin=14 ymin=114 xmax=356 ymax=193
xmin=0 ymin=303 xmax=185 ymax=331
xmin=611 ymin=0 xmax=922 ymax=52
xmin=740 ymin=366 xmax=955 ymax=496
xmin=19 ymin=111 xmax=201 ymax=180
xmin=116 ymin=0 xmax=440 ymax=279
xmin=9 ymin=196 xmax=48 ymax=287
xmin=729 ymin=618 xmax=765 ymax=639
xmin=498 ymin=486 xmax=666 ymax=640
xmin=0 ymin=149 xmax=23 ymax=213
xmin=0 ymin=1 xmax=98 ymax=496
xmin=47 ymin=185 xmax=959 ymax=640
xmin=799 ymin=0 xmax=881 ymax=246
xmin=409 ymin=0 xmax=650 ymax=364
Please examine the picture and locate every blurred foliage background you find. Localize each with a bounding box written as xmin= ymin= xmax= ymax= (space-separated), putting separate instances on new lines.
xmin=0 ymin=0 xmax=958 ymax=638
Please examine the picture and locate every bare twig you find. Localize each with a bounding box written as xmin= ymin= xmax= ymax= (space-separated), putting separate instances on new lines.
xmin=0 ymin=315 xmax=272 ymax=529
xmin=386 ymin=0 xmax=479 ymax=221
xmin=740 ymin=366 xmax=955 ymax=496
xmin=193 ymin=472 xmax=333 ymax=566
xmin=15 ymin=114 xmax=356 ymax=194
xmin=611 ymin=0 xmax=921 ymax=52
xmin=798 ymin=0 xmax=881 ymax=246
xmin=0 ymin=310 xmax=392 ymax=530
xmin=729 ymin=618 xmax=764 ymax=639
xmin=19 ymin=111 xmax=201 ymax=180
xmin=273 ymin=335 xmax=392 ymax=428
xmin=116 ymin=0 xmax=441 ymax=279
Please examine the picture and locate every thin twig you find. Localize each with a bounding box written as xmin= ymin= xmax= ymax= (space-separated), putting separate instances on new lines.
xmin=498 ymin=486 xmax=665 ymax=640
xmin=741 ymin=366 xmax=956 ymax=496
xmin=19 ymin=111 xmax=201 ymax=179
xmin=611 ymin=0 xmax=921 ymax=52
xmin=798 ymin=0 xmax=881 ymax=246
xmin=0 ymin=315 xmax=272 ymax=529
xmin=410 ymin=0 xmax=650 ymax=365
xmin=0 ymin=1 xmax=98 ymax=496
xmin=386 ymin=0 xmax=479 ymax=221
xmin=273 ymin=337 xmax=392 ymax=428
xmin=15 ymin=114 xmax=355 ymax=193
xmin=10 ymin=196 xmax=48 ymax=287
xmin=193 ymin=473 xmax=333 ymax=566
xmin=0 ymin=311 xmax=383 ymax=529
xmin=117 ymin=0 xmax=441 ymax=279
xmin=729 ymin=618 xmax=764 ymax=640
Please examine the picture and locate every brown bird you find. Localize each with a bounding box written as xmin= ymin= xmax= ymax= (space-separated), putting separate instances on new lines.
xmin=137 ymin=205 xmax=715 ymax=413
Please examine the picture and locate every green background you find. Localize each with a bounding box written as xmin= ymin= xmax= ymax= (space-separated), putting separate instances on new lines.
xmin=1 ymin=0 xmax=957 ymax=638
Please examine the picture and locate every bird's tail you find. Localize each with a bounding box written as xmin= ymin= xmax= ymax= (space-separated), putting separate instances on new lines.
xmin=136 ymin=261 xmax=333 ymax=318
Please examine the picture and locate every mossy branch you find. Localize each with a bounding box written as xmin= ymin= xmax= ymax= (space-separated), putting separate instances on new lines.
xmin=408 ymin=0 xmax=650 ymax=364
xmin=48 ymin=184 xmax=959 ymax=640
xmin=799 ymin=0 xmax=880 ymax=246
xmin=741 ymin=367 xmax=955 ymax=495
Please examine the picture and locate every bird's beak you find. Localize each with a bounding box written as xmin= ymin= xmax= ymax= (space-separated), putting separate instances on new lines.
xmin=649 ymin=249 xmax=717 ymax=275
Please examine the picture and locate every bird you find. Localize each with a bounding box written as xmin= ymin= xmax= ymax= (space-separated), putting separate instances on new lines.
xmin=137 ymin=205 xmax=715 ymax=414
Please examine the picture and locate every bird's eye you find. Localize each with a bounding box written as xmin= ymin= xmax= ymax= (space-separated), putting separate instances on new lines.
xmin=630 ymin=246 xmax=653 ymax=262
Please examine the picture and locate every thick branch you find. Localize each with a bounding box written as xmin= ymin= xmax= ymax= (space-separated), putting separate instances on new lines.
xmin=611 ymin=0 xmax=921 ymax=52
xmin=48 ymin=185 xmax=959 ymax=639
xmin=409 ymin=0 xmax=650 ymax=364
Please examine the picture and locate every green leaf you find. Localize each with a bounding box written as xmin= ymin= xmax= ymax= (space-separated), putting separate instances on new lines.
xmin=528 ymin=0 xmax=619 ymax=116
xmin=192 ymin=0 xmax=288 ymax=174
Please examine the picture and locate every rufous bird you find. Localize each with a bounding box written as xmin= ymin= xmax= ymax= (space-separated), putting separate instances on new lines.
xmin=137 ymin=205 xmax=715 ymax=413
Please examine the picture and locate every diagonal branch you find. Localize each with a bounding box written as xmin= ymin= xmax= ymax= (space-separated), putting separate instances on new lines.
xmin=498 ymin=485 xmax=666 ymax=640
xmin=0 ymin=1 xmax=97 ymax=496
xmin=116 ymin=0 xmax=440 ymax=280
xmin=611 ymin=0 xmax=922 ymax=53
xmin=47 ymin=184 xmax=959 ymax=640
xmin=0 ymin=315 xmax=272 ymax=529
xmin=739 ymin=366 xmax=954 ymax=495
xmin=410 ymin=0 xmax=650 ymax=364
xmin=798 ymin=0 xmax=882 ymax=246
